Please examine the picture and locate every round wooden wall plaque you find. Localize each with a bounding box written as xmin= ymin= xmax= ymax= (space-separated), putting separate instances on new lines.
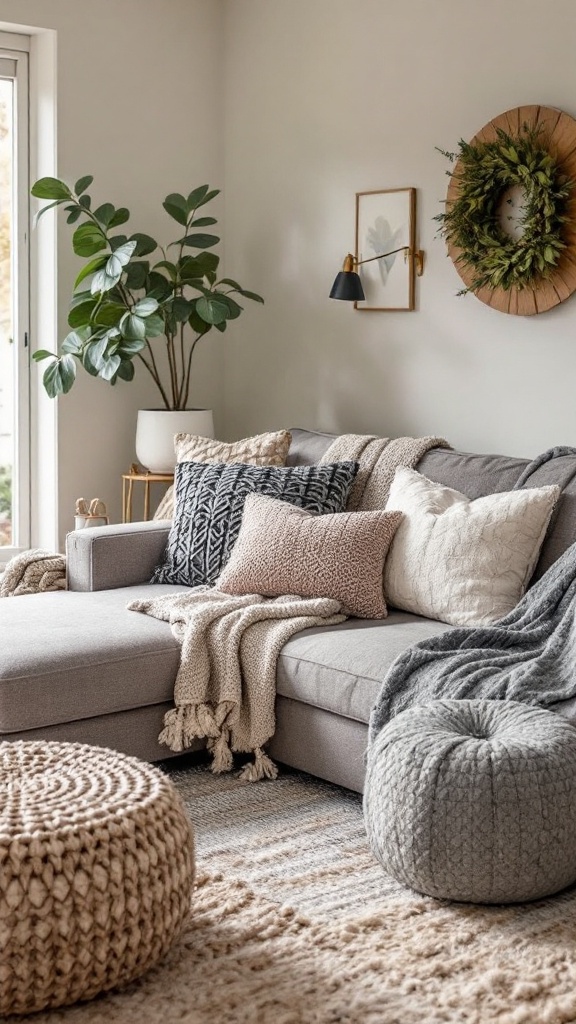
xmin=446 ymin=105 xmax=576 ymax=315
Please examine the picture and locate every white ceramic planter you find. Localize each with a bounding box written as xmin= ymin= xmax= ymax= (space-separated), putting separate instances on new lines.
xmin=135 ymin=409 xmax=215 ymax=472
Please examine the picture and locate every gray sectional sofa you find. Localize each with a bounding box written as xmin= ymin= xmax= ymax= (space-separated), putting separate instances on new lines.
xmin=2 ymin=428 xmax=576 ymax=794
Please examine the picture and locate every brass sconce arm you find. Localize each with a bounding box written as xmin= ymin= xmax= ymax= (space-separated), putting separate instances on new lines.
xmin=330 ymin=245 xmax=424 ymax=301
xmin=341 ymin=247 xmax=424 ymax=276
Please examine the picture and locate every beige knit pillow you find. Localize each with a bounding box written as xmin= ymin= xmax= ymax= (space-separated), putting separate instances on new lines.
xmin=154 ymin=429 xmax=292 ymax=519
xmin=216 ymin=493 xmax=403 ymax=619
xmin=384 ymin=467 xmax=560 ymax=627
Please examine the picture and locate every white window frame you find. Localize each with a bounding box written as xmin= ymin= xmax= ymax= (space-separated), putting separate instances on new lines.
xmin=0 ymin=33 xmax=30 ymax=565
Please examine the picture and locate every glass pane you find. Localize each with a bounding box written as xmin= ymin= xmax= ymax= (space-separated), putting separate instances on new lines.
xmin=0 ymin=77 xmax=13 ymax=547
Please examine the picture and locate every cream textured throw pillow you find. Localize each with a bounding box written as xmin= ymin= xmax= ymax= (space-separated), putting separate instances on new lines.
xmin=174 ymin=430 xmax=292 ymax=466
xmin=154 ymin=429 xmax=292 ymax=520
xmin=383 ymin=467 xmax=560 ymax=627
xmin=216 ymin=493 xmax=403 ymax=619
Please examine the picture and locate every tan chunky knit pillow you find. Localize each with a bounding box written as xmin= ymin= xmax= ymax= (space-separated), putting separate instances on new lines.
xmin=154 ymin=429 xmax=292 ymax=519
xmin=216 ymin=493 xmax=403 ymax=619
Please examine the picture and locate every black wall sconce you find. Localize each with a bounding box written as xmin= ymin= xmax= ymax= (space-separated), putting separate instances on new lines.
xmin=330 ymin=188 xmax=424 ymax=309
xmin=329 ymin=247 xmax=424 ymax=302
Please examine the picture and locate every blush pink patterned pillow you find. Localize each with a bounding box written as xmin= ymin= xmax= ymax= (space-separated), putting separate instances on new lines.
xmin=216 ymin=493 xmax=403 ymax=619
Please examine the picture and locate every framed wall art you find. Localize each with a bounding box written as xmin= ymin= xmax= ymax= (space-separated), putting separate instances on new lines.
xmin=355 ymin=187 xmax=416 ymax=311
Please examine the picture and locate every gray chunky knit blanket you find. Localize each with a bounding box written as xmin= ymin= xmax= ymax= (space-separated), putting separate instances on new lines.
xmin=369 ymin=445 xmax=576 ymax=741
xmin=370 ymin=523 xmax=576 ymax=744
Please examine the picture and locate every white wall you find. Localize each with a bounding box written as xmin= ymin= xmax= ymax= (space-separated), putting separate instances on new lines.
xmin=222 ymin=0 xmax=576 ymax=459
xmin=3 ymin=0 xmax=575 ymax=547
xmin=0 ymin=0 xmax=224 ymax=543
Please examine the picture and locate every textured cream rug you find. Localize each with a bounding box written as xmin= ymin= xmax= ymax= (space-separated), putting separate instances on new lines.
xmin=9 ymin=761 xmax=576 ymax=1024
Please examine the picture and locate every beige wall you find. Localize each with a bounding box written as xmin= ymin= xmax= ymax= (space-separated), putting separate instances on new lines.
xmin=0 ymin=0 xmax=224 ymax=543
xmin=3 ymin=0 xmax=576 ymax=546
xmin=222 ymin=0 xmax=576 ymax=459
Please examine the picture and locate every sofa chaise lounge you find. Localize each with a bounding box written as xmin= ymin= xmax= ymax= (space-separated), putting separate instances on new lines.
xmin=2 ymin=427 xmax=576 ymax=794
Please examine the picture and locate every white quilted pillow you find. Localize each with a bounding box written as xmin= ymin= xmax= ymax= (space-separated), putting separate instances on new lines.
xmin=384 ymin=467 xmax=560 ymax=627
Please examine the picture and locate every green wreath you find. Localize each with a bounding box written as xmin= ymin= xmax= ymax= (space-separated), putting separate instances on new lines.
xmin=436 ymin=124 xmax=573 ymax=293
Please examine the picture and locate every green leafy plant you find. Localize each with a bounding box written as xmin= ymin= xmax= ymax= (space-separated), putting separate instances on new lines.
xmin=0 ymin=464 xmax=11 ymax=520
xmin=435 ymin=125 xmax=573 ymax=294
xmin=30 ymin=176 xmax=264 ymax=408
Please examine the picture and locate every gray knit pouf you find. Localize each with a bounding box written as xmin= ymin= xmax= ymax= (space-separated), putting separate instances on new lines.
xmin=364 ymin=699 xmax=576 ymax=904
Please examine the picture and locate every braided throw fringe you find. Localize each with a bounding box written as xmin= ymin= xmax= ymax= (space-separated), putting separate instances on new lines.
xmin=239 ymin=748 xmax=278 ymax=782
xmin=159 ymin=703 xmax=227 ymax=751
xmin=207 ymin=731 xmax=235 ymax=773
xmin=160 ymin=701 xmax=278 ymax=780
xmin=130 ymin=590 xmax=345 ymax=784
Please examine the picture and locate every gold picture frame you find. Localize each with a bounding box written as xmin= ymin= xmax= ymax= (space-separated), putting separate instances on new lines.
xmin=355 ymin=187 xmax=416 ymax=311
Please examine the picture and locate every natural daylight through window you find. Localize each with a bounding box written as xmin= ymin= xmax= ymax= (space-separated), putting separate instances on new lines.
xmin=0 ymin=36 xmax=29 ymax=559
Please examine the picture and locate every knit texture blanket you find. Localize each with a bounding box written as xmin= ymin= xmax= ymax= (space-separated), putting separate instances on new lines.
xmin=369 ymin=537 xmax=576 ymax=744
xmin=320 ymin=434 xmax=451 ymax=510
xmin=128 ymin=589 xmax=345 ymax=780
xmin=0 ymin=549 xmax=66 ymax=597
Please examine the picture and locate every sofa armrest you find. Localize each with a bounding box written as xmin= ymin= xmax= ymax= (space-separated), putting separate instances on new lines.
xmin=66 ymin=520 xmax=171 ymax=592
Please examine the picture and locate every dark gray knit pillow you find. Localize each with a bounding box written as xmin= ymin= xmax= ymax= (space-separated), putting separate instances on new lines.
xmin=151 ymin=460 xmax=358 ymax=588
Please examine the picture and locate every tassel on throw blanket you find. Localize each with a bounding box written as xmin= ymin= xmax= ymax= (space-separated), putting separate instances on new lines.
xmin=128 ymin=589 xmax=345 ymax=780
xmin=369 ymin=537 xmax=576 ymax=744
xmin=0 ymin=549 xmax=66 ymax=597
xmin=320 ymin=434 xmax=451 ymax=510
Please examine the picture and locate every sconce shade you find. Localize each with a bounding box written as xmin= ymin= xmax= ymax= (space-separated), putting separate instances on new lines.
xmin=329 ymin=271 xmax=365 ymax=301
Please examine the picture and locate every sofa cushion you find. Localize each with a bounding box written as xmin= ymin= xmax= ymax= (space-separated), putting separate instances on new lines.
xmin=417 ymin=447 xmax=528 ymax=498
xmin=287 ymin=429 xmax=530 ymax=497
xmin=384 ymin=468 xmax=559 ymax=627
xmin=276 ymin=611 xmax=453 ymax=724
xmin=1 ymin=586 xmax=452 ymax=739
xmin=286 ymin=428 xmax=337 ymax=466
xmin=0 ymin=584 xmax=185 ymax=734
xmin=514 ymin=453 xmax=576 ymax=579
xmin=216 ymin=493 xmax=402 ymax=619
xmin=152 ymin=460 xmax=358 ymax=589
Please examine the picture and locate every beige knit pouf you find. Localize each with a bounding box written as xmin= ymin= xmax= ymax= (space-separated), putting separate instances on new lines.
xmin=0 ymin=741 xmax=195 ymax=1016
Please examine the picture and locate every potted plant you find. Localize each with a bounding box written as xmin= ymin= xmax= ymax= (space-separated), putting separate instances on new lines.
xmin=30 ymin=176 xmax=263 ymax=470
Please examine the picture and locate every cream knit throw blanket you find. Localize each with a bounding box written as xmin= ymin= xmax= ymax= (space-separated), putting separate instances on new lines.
xmin=132 ymin=433 xmax=449 ymax=779
xmin=320 ymin=434 xmax=451 ymax=510
xmin=0 ymin=549 xmax=66 ymax=597
xmin=128 ymin=589 xmax=345 ymax=781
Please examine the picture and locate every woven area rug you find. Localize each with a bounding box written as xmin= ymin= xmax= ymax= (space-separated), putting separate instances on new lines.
xmin=9 ymin=759 xmax=576 ymax=1024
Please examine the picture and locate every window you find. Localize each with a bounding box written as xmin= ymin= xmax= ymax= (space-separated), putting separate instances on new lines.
xmin=0 ymin=35 xmax=29 ymax=562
